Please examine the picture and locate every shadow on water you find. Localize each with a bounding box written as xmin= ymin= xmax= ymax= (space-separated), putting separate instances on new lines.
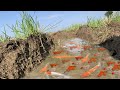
xmin=99 ymin=36 xmax=120 ymax=60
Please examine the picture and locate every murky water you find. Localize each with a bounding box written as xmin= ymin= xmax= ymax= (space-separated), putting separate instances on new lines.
xmin=62 ymin=38 xmax=89 ymax=55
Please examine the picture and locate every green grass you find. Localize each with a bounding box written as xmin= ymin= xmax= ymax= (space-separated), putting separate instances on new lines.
xmin=111 ymin=12 xmax=120 ymax=22
xmin=7 ymin=11 xmax=41 ymax=39
xmin=0 ymin=11 xmax=63 ymax=42
xmin=87 ymin=17 xmax=105 ymax=28
xmin=63 ymin=24 xmax=81 ymax=32
xmin=0 ymin=27 xmax=10 ymax=42
xmin=63 ymin=17 xmax=106 ymax=32
xmin=62 ymin=12 xmax=120 ymax=32
xmin=0 ymin=11 xmax=41 ymax=42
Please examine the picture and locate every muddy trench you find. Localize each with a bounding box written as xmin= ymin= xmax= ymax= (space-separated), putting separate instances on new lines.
xmin=1 ymin=22 xmax=120 ymax=79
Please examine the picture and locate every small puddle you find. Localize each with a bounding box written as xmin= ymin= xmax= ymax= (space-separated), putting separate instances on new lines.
xmin=62 ymin=38 xmax=89 ymax=55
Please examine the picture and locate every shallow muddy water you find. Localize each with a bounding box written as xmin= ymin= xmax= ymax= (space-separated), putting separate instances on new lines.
xmin=62 ymin=38 xmax=89 ymax=55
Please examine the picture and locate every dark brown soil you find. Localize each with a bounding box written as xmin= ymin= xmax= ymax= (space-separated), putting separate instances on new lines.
xmin=0 ymin=33 xmax=54 ymax=79
xmin=52 ymin=30 xmax=77 ymax=40
xmin=99 ymin=36 xmax=120 ymax=60
xmin=76 ymin=25 xmax=94 ymax=43
xmin=76 ymin=22 xmax=120 ymax=44
xmin=51 ymin=30 xmax=77 ymax=48
xmin=108 ymin=21 xmax=120 ymax=27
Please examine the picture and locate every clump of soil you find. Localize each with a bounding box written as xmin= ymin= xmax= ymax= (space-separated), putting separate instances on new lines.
xmin=76 ymin=25 xmax=94 ymax=43
xmin=51 ymin=30 xmax=78 ymax=49
xmin=0 ymin=33 xmax=54 ymax=79
xmin=108 ymin=21 xmax=120 ymax=27
xmin=52 ymin=31 xmax=77 ymax=41
xmin=76 ymin=22 xmax=120 ymax=45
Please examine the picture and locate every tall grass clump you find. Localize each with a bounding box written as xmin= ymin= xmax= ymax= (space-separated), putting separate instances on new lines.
xmin=103 ymin=11 xmax=120 ymax=24
xmin=111 ymin=12 xmax=120 ymax=22
xmin=64 ymin=24 xmax=81 ymax=32
xmin=7 ymin=11 xmax=40 ymax=39
xmin=87 ymin=17 xmax=105 ymax=28
xmin=0 ymin=27 xmax=10 ymax=42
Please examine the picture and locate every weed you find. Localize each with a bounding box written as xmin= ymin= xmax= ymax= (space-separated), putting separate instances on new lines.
xmin=111 ymin=12 xmax=120 ymax=22
xmin=64 ymin=24 xmax=81 ymax=32
xmin=7 ymin=11 xmax=40 ymax=39
xmin=0 ymin=27 xmax=10 ymax=42
xmin=87 ymin=17 xmax=105 ymax=28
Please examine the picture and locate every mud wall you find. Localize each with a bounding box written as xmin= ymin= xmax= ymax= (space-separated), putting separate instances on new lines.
xmin=99 ymin=36 xmax=120 ymax=60
xmin=0 ymin=33 xmax=54 ymax=79
xmin=76 ymin=22 xmax=120 ymax=60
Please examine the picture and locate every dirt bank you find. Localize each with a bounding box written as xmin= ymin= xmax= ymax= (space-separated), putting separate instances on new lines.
xmin=0 ymin=33 xmax=54 ymax=79
xmin=76 ymin=22 xmax=120 ymax=44
xmin=76 ymin=22 xmax=120 ymax=60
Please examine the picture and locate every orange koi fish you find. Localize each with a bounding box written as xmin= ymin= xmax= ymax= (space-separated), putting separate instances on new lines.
xmin=45 ymin=70 xmax=51 ymax=75
xmin=53 ymin=50 xmax=63 ymax=55
xmin=81 ymin=62 xmax=101 ymax=78
xmin=81 ymin=54 xmax=90 ymax=63
xmin=75 ymin=56 xmax=83 ymax=60
xmin=97 ymin=70 xmax=107 ymax=77
xmin=118 ymin=62 xmax=120 ymax=64
xmin=62 ymin=60 xmax=70 ymax=64
xmin=94 ymin=53 xmax=98 ymax=57
xmin=53 ymin=55 xmax=75 ymax=59
xmin=112 ymin=63 xmax=120 ymax=71
xmin=88 ymin=57 xmax=96 ymax=63
xmin=50 ymin=63 xmax=58 ymax=68
xmin=107 ymin=61 xmax=115 ymax=66
xmin=68 ymin=42 xmax=76 ymax=44
xmin=69 ymin=45 xmax=80 ymax=50
xmin=40 ymin=63 xmax=49 ymax=73
xmin=83 ymin=45 xmax=91 ymax=50
xmin=97 ymin=47 xmax=106 ymax=51
xmin=66 ymin=66 xmax=76 ymax=72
